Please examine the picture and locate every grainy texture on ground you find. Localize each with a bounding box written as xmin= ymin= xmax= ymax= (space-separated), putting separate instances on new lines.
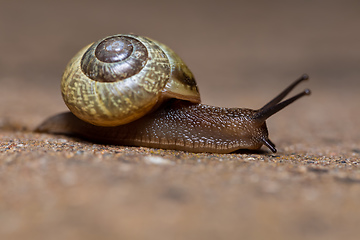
xmin=1 ymin=1 xmax=360 ymax=240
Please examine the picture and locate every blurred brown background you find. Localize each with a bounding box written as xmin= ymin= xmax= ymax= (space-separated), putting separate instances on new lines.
xmin=0 ymin=0 xmax=359 ymax=240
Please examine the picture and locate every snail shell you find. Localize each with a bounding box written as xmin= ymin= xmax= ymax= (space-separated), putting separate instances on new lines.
xmin=61 ymin=34 xmax=200 ymax=126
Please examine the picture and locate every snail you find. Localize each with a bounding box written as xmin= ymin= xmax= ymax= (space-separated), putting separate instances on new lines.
xmin=36 ymin=34 xmax=311 ymax=153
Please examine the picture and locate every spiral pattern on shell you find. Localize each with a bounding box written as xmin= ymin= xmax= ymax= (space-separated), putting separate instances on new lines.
xmin=61 ymin=34 xmax=174 ymax=126
xmin=81 ymin=36 xmax=149 ymax=82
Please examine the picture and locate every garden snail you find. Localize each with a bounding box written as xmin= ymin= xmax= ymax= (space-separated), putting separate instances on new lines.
xmin=36 ymin=34 xmax=311 ymax=153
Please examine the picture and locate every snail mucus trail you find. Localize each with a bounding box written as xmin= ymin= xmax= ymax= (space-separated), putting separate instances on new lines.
xmin=36 ymin=34 xmax=311 ymax=154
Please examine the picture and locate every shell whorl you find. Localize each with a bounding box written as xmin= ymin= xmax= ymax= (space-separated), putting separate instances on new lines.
xmin=61 ymin=34 xmax=172 ymax=126
xmin=81 ymin=36 xmax=149 ymax=82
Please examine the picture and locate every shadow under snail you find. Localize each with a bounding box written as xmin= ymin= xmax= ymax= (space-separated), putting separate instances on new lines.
xmin=36 ymin=34 xmax=311 ymax=154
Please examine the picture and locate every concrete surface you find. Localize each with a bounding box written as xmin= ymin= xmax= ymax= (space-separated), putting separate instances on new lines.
xmin=0 ymin=0 xmax=359 ymax=239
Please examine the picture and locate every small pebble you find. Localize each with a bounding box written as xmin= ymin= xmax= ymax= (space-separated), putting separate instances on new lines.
xmin=144 ymin=156 xmax=174 ymax=165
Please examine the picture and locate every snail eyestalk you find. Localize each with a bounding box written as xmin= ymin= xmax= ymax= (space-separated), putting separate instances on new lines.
xmin=260 ymin=74 xmax=309 ymax=111
xmin=254 ymin=75 xmax=311 ymax=122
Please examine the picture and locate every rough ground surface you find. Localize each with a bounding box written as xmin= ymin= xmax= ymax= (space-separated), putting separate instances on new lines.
xmin=1 ymin=1 xmax=360 ymax=240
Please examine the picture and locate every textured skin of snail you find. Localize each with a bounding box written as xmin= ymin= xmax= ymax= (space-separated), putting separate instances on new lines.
xmin=36 ymin=34 xmax=311 ymax=153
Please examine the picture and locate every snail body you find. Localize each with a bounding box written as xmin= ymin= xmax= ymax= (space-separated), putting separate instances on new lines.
xmin=37 ymin=34 xmax=311 ymax=153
